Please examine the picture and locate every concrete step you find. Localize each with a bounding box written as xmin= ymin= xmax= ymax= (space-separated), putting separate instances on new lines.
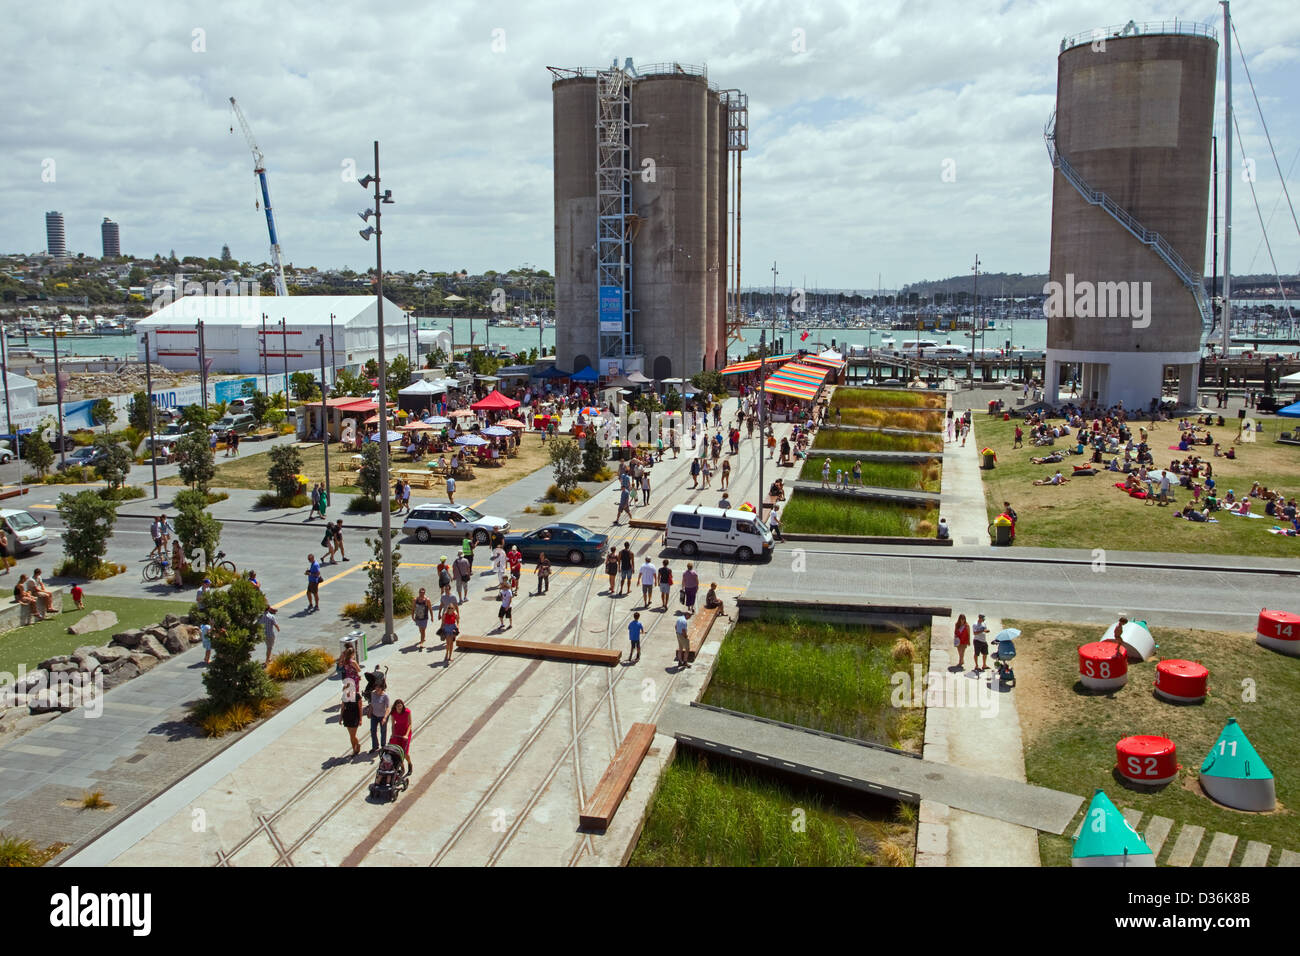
xmin=1202 ymin=832 xmax=1237 ymax=867
xmin=1278 ymin=849 xmax=1300 ymax=867
xmin=1166 ymin=824 xmax=1206 ymax=867
xmin=1240 ymin=840 xmax=1271 ymax=867
xmin=1142 ymin=815 xmax=1174 ymax=856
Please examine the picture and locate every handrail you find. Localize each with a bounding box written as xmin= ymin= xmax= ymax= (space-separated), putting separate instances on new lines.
xmin=1060 ymin=20 xmax=1216 ymax=54
xmin=1044 ymin=112 xmax=1212 ymax=331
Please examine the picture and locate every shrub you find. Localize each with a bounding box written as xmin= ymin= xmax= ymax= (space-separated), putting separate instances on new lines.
xmin=205 ymin=491 xmax=229 ymax=504
xmin=81 ymin=791 xmax=111 ymax=809
xmin=176 ymin=429 xmax=215 ymax=491
xmin=57 ymin=489 xmax=117 ymax=575
xmin=548 ymin=437 xmax=582 ymax=497
xmin=580 ymin=431 xmax=606 ymax=480
xmin=348 ymin=494 xmax=381 ymax=513
xmin=44 ymin=464 xmax=93 ymax=484
xmin=97 ymin=485 xmax=146 ymax=502
xmin=174 ymin=488 xmax=222 ymax=569
xmin=891 ymin=637 xmax=916 ymax=661
xmin=256 ymin=491 xmax=309 ymax=509
xmin=356 ymin=442 xmax=382 ymax=500
xmin=0 ymin=833 xmax=40 ymax=867
xmin=539 ymin=504 xmax=558 ymax=516
xmin=191 ymin=695 xmax=284 ymax=738
xmin=545 ymin=483 xmax=589 ymax=504
xmin=266 ymin=648 xmax=335 ymax=682
xmin=342 ymin=583 xmax=415 ymax=622
xmin=193 ymin=579 xmax=278 ymax=710
xmin=55 ymin=559 xmax=125 ymax=579
xmin=876 ymin=840 xmax=910 ymax=867
xmin=22 ymin=436 xmax=54 ymax=477
xmin=267 ymin=443 xmax=304 ymax=500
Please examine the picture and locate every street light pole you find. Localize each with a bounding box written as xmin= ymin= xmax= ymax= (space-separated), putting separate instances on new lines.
xmin=142 ymin=332 xmax=159 ymax=499
xmin=261 ymin=312 xmax=270 ymax=396
xmin=281 ymin=317 xmax=290 ymax=417
xmin=329 ymin=312 xmax=337 ymax=373
xmin=317 ymin=334 xmax=330 ymax=500
xmin=359 ymin=140 xmax=397 ymax=645
xmin=757 ymin=327 xmax=766 ymax=523
xmin=51 ymin=330 xmax=65 ymax=470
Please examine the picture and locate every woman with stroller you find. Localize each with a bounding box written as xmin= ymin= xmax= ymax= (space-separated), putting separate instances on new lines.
xmin=387 ymin=699 xmax=413 ymax=772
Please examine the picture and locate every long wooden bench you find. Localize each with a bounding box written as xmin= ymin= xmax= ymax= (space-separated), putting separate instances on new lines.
xmin=395 ymin=469 xmax=443 ymax=489
xmin=455 ymin=635 xmax=621 ymax=665
xmin=687 ymin=605 xmax=723 ymax=662
xmin=579 ymin=722 xmax=656 ymax=830
xmin=628 ymin=518 xmax=665 ymax=531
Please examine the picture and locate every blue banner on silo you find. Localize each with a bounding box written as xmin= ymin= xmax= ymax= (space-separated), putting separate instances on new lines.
xmin=599 ymin=286 xmax=623 ymax=333
xmin=214 ymin=378 xmax=258 ymax=403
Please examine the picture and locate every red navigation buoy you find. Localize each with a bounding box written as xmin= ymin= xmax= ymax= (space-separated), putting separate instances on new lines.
xmin=1078 ymin=641 xmax=1128 ymax=691
xmin=1154 ymin=659 xmax=1209 ymax=703
xmin=1116 ymin=735 xmax=1179 ymax=786
xmin=1256 ymin=609 xmax=1300 ymax=657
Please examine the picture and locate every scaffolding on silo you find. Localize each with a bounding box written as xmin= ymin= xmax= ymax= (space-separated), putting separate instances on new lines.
xmin=596 ymin=66 xmax=633 ymax=369
xmin=721 ymin=90 xmax=749 ymax=349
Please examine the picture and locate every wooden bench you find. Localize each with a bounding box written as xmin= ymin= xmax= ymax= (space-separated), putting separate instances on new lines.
xmin=579 ymin=722 xmax=656 ymax=830
xmin=628 ymin=518 xmax=665 ymax=531
xmin=687 ymin=605 xmax=723 ymax=662
xmin=456 ymin=635 xmax=621 ymax=665
xmin=396 ymin=470 xmax=441 ymax=489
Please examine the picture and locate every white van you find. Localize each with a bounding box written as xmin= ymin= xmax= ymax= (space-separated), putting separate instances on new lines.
xmin=664 ymin=505 xmax=774 ymax=561
xmin=0 ymin=509 xmax=47 ymax=553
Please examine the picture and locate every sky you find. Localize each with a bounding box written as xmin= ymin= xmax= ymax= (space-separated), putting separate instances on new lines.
xmin=3 ymin=0 xmax=1299 ymax=291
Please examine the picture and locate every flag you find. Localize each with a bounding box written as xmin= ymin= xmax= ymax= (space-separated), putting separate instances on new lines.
xmin=800 ymin=329 xmax=810 ymax=342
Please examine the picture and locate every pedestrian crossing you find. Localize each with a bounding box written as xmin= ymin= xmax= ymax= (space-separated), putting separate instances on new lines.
xmin=1073 ymin=808 xmax=1294 ymax=866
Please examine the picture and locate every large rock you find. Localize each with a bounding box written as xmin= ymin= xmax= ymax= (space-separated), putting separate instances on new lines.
xmin=90 ymin=646 xmax=132 ymax=666
xmin=161 ymin=614 xmax=182 ymax=629
xmin=66 ymin=609 xmax=119 ymax=636
xmin=71 ymin=646 xmax=101 ymax=671
xmin=138 ymin=634 xmax=170 ymax=660
xmin=110 ymin=629 xmax=145 ymax=649
xmin=162 ymin=625 xmax=194 ymax=655
xmin=28 ymin=688 xmax=77 ymax=713
xmin=145 ymin=626 xmax=168 ymax=641
xmin=47 ymin=661 xmax=80 ymax=675
xmin=38 ymin=655 xmax=71 ymax=670
xmin=128 ymin=652 xmax=158 ymax=674
xmin=99 ymin=661 xmax=141 ymax=691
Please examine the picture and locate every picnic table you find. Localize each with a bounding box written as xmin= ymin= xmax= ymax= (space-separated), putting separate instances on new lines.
xmin=396 ymin=469 xmax=442 ymax=489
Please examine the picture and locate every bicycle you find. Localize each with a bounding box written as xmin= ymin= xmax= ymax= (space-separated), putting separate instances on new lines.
xmin=211 ymin=550 xmax=237 ymax=574
xmin=142 ymin=555 xmax=169 ymax=582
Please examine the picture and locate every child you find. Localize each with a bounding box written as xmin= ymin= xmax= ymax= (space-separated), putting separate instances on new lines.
xmin=627 ymin=611 xmax=644 ymax=663
xmin=836 ymin=468 xmax=844 ymax=488
xmin=70 ymin=583 xmax=85 ymax=610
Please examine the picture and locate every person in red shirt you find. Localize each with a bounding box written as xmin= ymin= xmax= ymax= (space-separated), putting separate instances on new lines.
xmin=388 ymin=699 xmax=413 ymax=772
xmin=953 ymin=613 xmax=971 ymax=669
xmin=507 ymin=546 xmax=523 ymax=595
xmin=440 ymin=602 xmax=460 ymax=664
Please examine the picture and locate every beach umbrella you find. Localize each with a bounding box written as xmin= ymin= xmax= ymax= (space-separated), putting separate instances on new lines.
xmin=497 ymin=418 xmax=525 ymax=428
xmin=455 ymin=434 xmax=490 ymax=447
xmin=482 ymin=426 xmax=512 ymax=437
xmin=401 ymin=421 xmax=436 ymax=431
xmin=449 ymin=409 xmax=476 ymax=417
xmin=367 ymin=430 xmax=403 ymax=443
xmin=993 ymin=628 xmax=1021 ymax=643
xmin=424 ymin=415 xmax=451 ymax=425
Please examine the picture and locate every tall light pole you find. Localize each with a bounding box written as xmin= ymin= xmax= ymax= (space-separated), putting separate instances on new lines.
xmin=51 ymin=330 xmax=66 ymax=469
xmin=261 ymin=312 xmax=270 ymax=396
xmin=757 ymin=326 xmax=766 ymax=523
xmin=280 ymin=317 xmax=290 ymax=416
xmin=317 ymin=334 xmax=331 ymax=500
xmin=142 ymin=332 xmax=159 ymax=499
xmin=770 ymin=261 xmax=779 ymax=359
xmin=358 ymin=141 xmax=397 ymax=645
xmin=197 ymin=318 xmax=208 ymax=413
xmin=329 ymin=311 xmax=337 ymax=374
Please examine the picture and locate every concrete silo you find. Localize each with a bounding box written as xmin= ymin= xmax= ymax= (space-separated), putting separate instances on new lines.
xmin=1044 ymin=22 xmax=1218 ymax=411
xmin=551 ymin=63 xmax=741 ymax=380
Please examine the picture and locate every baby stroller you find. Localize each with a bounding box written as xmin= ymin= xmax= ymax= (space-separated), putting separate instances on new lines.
xmin=369 ymin=743 xmax=410 ymax=801
xmin=362 ymin=665 xmax=387 ymax=707
xmin=991 ymin=628 xmax=1019 ymax=686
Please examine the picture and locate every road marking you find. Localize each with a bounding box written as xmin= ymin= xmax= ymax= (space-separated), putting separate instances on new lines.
xmin=469 ymin=498 xmax=486 ymax=509
xmin=273 ymin=562 xmax=367 ymax=609
xmin=30 ymin=504 xmax=56 ymax=510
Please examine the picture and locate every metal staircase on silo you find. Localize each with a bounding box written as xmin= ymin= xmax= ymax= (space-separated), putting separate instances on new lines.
xmin=596 ymin=65 xmax=633 ymax=364
xmin=1044 ymin=111 xmax=1214 ymax=335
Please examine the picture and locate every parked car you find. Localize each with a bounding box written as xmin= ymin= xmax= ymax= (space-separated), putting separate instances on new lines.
xmin=0 ymin=508 xmax=47 ymax=553
xmin=503 ymin=523 xmax=608 ymax=565
xmin=0 ymin=441 xmax=13 ymax=464
xmin=402 ymin=503 xmax=509 ymax=545
xmin=209 ymin=412 xmax=257 ymax=436
xmin=664 ymin=505 xmax=774 ymax=561
xmin=57 ymin=444 xmax=109 ymax=472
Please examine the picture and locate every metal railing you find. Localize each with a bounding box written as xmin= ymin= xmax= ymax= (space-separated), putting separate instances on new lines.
xmin=1060 ymin=20 xmax=1216 ymax=53
xmin=1044 ymin=112 xmax=1213 ymax=330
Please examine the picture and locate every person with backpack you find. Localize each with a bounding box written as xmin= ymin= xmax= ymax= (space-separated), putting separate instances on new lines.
xmin=412 ymin=587 xmax=434 ymax=647
xmin=332 ymin=519 xmax=347 ymax=561
xmin=657 ymin=559 xmax=674 ymax=610
xmin=453 ymin=551 xmax=472 ymax=603
xmin=437 ymin=555 xmax=452 ymax=592
xmin=322 ymin=522 xmax=338 ymax=563
xmin=535 ymin=552 xmax=552 ymax=594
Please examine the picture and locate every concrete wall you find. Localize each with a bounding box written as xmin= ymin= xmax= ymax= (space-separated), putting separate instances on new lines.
xmin=553 ymin=77 xmax=598 ymax=375
xmin=1046 ymin=32 xmax=1218 ymax=409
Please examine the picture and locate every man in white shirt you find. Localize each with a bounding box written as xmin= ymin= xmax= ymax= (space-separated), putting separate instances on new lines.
xmin=639 ymin=558 xmax=657 ymax=608
xmin=492 ymin=544 xmax=509 ymax=590
xmin=675 ymin=611 xmax=691 ymax=668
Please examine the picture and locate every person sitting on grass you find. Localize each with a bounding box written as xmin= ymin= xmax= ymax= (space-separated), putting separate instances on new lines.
xmin=1030 ymin=452 xmax=1064 ymax=465
xmin=1033 ymin=470 xmax=1069 ymax=486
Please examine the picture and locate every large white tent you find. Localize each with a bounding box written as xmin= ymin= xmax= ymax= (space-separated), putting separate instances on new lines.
xmin=135 ymin=295 xmax=422 ymax=377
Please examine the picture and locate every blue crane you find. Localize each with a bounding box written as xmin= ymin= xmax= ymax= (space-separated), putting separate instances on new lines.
xmin=229 ymin=96 xmax=289 ymax=297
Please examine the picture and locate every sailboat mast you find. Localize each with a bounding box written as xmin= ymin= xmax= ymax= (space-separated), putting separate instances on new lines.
xmin=1222 ymin=1 xmax=1232 ymax=356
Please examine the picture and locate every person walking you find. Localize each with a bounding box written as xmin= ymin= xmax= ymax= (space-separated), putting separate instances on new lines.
xmin=158 ymin=514 xmax=172 ymax=554
xmin=618 ymin=541 xmax=634 ymax=595
xmin=639 ymin=556 xmax=657 ymax=608
xmin=491 ymin=542 xmax=508 ymax=590
xmin=682 ymin=562 xmax=699 ymax=614
xmin=605 ymin=547 xmax=619 ymax=594
xmin=460 ymin=533 xmax=474 ymax=572
xmin=304 ymin=553 xmax=322 ymax=611
xmin=615 ymin=484 xmax=632 ymax=524
xmin=412 ymin=586 xmax=434 ymax=647
xmin=720 ymin=459 xmax=730 ymax=491
xmin=674 ymin=610 xmax=691 ymax=668
xmin=149 ymin=517 xmax=163 ymax=558
xmin=821 ymin=457 xmax=832 ymax=488
xmin=437 ymin=555 xmax=452 ymax=594
xmin=657 ymin=559 xmax=674 ymax=610
xmin=440 ymin=600 xmax=460 ymax=664
xmin=453 ymin=550 xmax=472 ymax=603
xmin=388 ymin=700 xmax=413 ymax=772
xmin=368 ymin=679 xmax=390 ymax=754
xmin=497 ymin=583 xmax=513 ymax=630
xmin=627 ymin=611 xmax=644 ymax=664
xmin=341 ymin=671 xmax=362 ymax=757
xmin=701 ymin=459 xmax=713 ymax=488
xmin=332 ymin=519 xmax=347 ymax=561
xmin=400 ymin=479 xmax=412 ymax=513
xmin=321 ymin=519 xmax=338 ymax=563
xmin=446 ymin=474 xmax=456 ymax=504
xmin=535 ymin=552 xmax=552 ymax=594
xmin=310 ymin=483 xmax=321 ymax=520
xmin=690 ymin=457 xmax=700 ymax=489
xmin=316 ymin=482 xmax=329 ymax=520
xmin=953 ymin=613 xmax=971 ymax=669
xmin=260 ymin=606 xmax=280 ymax=667
xmin=507 ymin=545 xmax=523 ymax=595
xmin=769 ymin=507 xmax=783 ymax=542
xmin=641 ymin=471 xmax=651 ymax=506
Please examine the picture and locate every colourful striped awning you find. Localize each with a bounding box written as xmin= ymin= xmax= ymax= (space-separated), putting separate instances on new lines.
xmin=804 ymin=354 xmax=846 ymax=371
xmin=721 ymin=359 xmax=762 ymax=375
xmin=768 ymin=362 xmax=829 ymax=384
xmin=762 ymin=378 xmax=821 ymax=401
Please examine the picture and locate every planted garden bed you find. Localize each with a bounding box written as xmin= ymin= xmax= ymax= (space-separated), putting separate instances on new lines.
xmin=797 ymin=458 xmax=941 ymax=492
xmin=831 ymin=388 xmax=946 ymax=410
xmin=781 ymin=492 xmax=939 ymax=538
xmin=812 ymin=429 xmax=943 ymax=454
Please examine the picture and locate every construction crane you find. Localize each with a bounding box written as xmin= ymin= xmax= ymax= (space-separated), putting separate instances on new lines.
xmin=229 ymin=96 xmax=288 ymax=297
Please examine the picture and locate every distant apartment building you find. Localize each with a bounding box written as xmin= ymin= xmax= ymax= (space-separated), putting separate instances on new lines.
xmin=101 ymin=218 xmax=121 ymax=257
xmin=45 ymin=211 xmax=66 ymax=257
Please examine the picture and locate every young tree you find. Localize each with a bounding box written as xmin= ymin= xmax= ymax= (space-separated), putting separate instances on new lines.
xmin=581 ymin=430 xmax=606 ymax=480
xmin=386 ymin=353 xmax=411 ymax=403
xmin=93 ymin=436 xmax=132 ymax=489
xmin=249 ymin=391 xmax=272 ymax=426
xmin=332 ymin=368 xmax=371 ymax=398
xmin=267 ymin=443 xmax=304 ymax=500
xmin=56 ymin=489 xmax=117 ymax=574
xmin=23 ymin=435 xmax=55 ymax=477
xmin=357 ymin=441 xmax=382 ymax=499
xmin=91 ymin=398 xmax=117 ymax=433
xmin=127 ymin=391 xmax=155 ymax=432
xmin=174 ymin=491 xmax=223 ymax=569
xmin=176 ymin=429 xmax=215 ymax=491
xmin=363 ymin=359 xmax=379 ymax=379
xmin=426 ymin=348 xmax=448 ymax=369
xmin=179 ymin=403 xmax=214 ymax=433
xmin=548 ymin=437 xmax=582 ymax=496
xmin=289 ymin=371 xmax=319 ymax=401
xmin=193 ymin=579 xmax=277 ymax=709
xmin=362 ymin=531 xmax=402 ymax=609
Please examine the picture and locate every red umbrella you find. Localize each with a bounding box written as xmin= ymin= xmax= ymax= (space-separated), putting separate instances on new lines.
xmin=471 ymin=389 xmax=521 ymax=412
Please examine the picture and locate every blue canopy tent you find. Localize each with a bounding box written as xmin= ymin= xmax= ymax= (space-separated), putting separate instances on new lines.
xmin=571 ymin=366 xmax=599 ymax=382
xmin=1275 ymin=401 xmax=1300 ymax=418
xmin=532 ymin=366 xmax=572 ymax=380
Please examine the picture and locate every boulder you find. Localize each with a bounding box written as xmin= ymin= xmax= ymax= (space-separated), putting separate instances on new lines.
xmin=138 ymin=634 xmax=170 ymax=660
xmin=28 ymin=688 xmax=77 ymax=713
xmin=90 ymin=646 xmax=132 ymax=666
xmin=183 ymin=625 xmax=201 ymax=645
xmin=71 ymin=646 xmax=100 ymax=670
xmin=110 ymin=629 xmax=145 ymax=649
xmin=162 ymin=625 xmax=191 ymax=655
xmin=99 ymin=661 xmax=141 ymax=691
xmin=38 ymin=655 xmax=71 ymax=670
xmin=66 ymin=609 xmax=119 ymax=636
xmin=128 ymin=652 xmax=158 ymax=674
xmin=161 ymin=614 xmax=181 ymax=628
xmin=0 ymin=690 xmax=18 ymax=710
xmin=47 ymin=662 xmax=80 ymax=675
xmin=145 ymin=626 xmax=168 ymax=641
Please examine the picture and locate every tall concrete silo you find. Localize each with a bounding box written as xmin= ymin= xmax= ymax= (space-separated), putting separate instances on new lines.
xmin=1044 ymin=22 xmax=1218 ymax=411
xmin=551 ymin=63 xmax=740 ymax=380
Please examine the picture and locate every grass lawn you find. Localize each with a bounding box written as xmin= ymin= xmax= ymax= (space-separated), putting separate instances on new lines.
xmin=1010 ymin=619 xmax=1300 ymax=866
xmin=812 ymin=429 xmax=944 ymax=453
xmin=830 ymin=388 xmax=946 ymax=410
xmin=782 ymin=491 xmax=939 ymax=538
xmin=798 ymin=457 xmax=941 ymax=492
xmin=975 ymin=415 xmax=1300 ymax=557
xmin=0 ymin=595 xmax=191 ymax=677
xmin=703 ymin=617 xmax=930 ymax=750
xmin=162 ymin=436 xmax=554 ymax=503
xmin=628 ymin=751 xmax=914 ymax=866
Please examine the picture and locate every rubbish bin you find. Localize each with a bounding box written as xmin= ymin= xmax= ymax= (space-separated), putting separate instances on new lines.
xmin=982 ymin=450 xmax=997 ymax=470
xmin=338 ymin=630 xmax=368 ymax=672
xmin=991 ymin=516 xmax=1014 ymax=546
